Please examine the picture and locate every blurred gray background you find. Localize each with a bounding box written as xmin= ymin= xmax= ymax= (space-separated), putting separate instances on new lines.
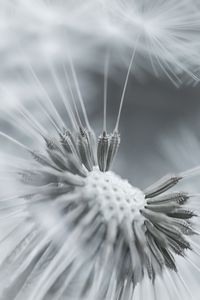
xmin=82 ymin=73 xmax=200 ymax=188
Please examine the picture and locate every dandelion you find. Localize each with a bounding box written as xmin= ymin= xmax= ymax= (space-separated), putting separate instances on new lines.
xmin=0 ymin=54 xmax=200 ymax=300
xmin=1 ymin=1 xmax=200 ymax=299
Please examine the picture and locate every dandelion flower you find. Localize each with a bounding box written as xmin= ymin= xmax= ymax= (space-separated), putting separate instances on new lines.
xmin=0 ymin=1 xmax=200 ymax=299
xmin=0 ymin=69 xmax=200 ymax=299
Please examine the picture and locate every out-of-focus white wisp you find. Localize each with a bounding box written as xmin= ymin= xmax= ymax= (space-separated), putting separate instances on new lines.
xmin=0 ymin=0 xmax=200 ymax=92
xmin=102 ymin=0 xmax=200 ymax=84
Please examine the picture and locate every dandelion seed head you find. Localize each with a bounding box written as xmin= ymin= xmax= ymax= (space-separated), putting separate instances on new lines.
xmin=0 ymin=52 xmax=200 ymax=296
xmin=0 ymin=118 xmax=195 ymax=299
xmin=82 ymin=167 xmax=145 ymax=222
xmin=1 ymin=1 xmax=200 ymax=298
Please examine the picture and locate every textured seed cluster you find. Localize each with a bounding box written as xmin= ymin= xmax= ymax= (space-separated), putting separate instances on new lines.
xmin=82 ymin=167 xmax=146 ymax=222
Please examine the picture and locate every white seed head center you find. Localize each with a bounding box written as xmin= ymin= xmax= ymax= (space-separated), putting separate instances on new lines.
xmin=82 ymin=167 xmax=146 ymax=223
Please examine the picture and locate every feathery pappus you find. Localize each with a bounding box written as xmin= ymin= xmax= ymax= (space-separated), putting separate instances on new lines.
xmin=102 ymin=0 xmax=200 ymax=84
xmin=0 ymin=0 xmax=200 ymax=92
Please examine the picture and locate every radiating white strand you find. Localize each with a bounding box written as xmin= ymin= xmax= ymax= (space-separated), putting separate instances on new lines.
xmin=48 ymin=62 xmax=78 ymax=130
xmin=67 ymin=53 xmax=92 ymax=130
xmin=63 ymin=70 xmax=84 ymax=131
xmin=114 ymin=34 xmax=140 ymax=132
xmin=14 ymin=245 xmax=55 ymax=300
xmin=0 ymin=131 xmax=30 ymax=152
xmin=28 ymin=209 xmax=101 ymax=300
xmin=103 ymin=51 xmax=110 ymax=132
xmin=2 ymin=109 xmax=43 ymax=144
xmin=17 ymin=46 xmax=67 ymax=129
xmin=52 ymin=240 xmax=101 ymax=300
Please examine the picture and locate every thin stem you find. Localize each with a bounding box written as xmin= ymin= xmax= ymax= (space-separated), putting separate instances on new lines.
xmin=179 ymin=165 xmax=200 ymax=178
xmin=114 ymin=35 xmax=140 ymax=132
xmin=103 ymin=52 xmax=110 ymax=133
xmin=18 ymin=45 xmax=66 ymax=130
xmin=48 ymin=62 xmax=78 ymax=130
xmin=63 ymin=66 xmax=82 ymax=129
xmin=16 ymin=73 xmax=62 ymax=135
xmin=0 ymin=132 xmax=30 ymax=152
xmin=68 ymin=55 xmax=91 ymax=130
xmin=177 ymin=273 xmax=196 ymax=300
xmin=17 ymin=104 xmax=47 ymax=137
xmin=34 ymin=100 xmax=62 ymax=134
xmin=188 ymin=193 xmax=200 ymax=198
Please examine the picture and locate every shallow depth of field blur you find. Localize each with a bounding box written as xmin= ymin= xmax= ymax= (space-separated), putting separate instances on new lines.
xmin=1 ymin=0 xmax=200 ymax=299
